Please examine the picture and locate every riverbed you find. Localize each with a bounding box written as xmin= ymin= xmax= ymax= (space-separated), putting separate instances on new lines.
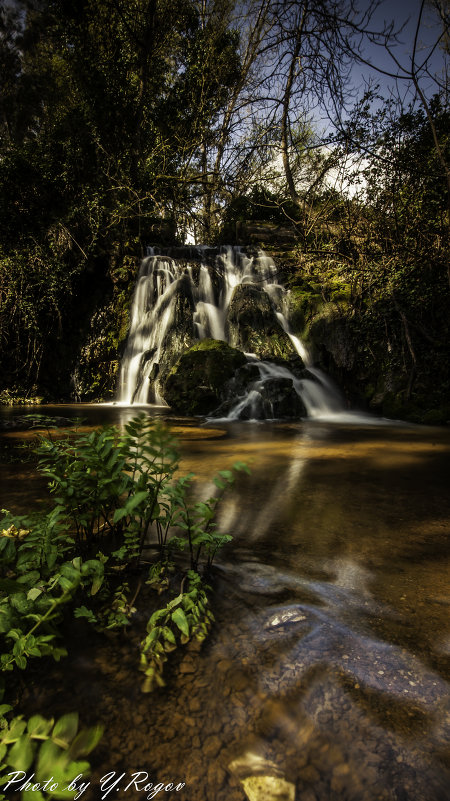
xmin=1 ymin=406 xmax=449 ymax=801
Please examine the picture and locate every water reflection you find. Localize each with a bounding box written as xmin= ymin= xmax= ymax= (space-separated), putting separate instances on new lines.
xmin=1 ymin=408 xmax=449 ymax=800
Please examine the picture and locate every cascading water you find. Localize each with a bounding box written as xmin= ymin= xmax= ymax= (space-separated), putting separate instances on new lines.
xmin=117 ymin=246 xmax=345 ymax=419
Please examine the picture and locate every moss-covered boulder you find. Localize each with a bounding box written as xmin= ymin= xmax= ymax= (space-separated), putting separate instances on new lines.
xmin=226 ymin=285 xmax=298 ymax=363
xmin=162 ymin=339 xmax=247 ymax=415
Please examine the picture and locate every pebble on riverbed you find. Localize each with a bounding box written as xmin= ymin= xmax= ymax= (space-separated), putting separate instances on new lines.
xmin=240 ymin=775 xmax=296 ymax=801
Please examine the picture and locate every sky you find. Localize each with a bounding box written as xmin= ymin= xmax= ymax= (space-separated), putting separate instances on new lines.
xmin=350 ymin=0 xmax=447 ymax=101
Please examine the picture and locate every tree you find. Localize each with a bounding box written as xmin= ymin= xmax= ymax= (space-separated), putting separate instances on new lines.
xmin=0 ymin=0 xmax=243 ymax=391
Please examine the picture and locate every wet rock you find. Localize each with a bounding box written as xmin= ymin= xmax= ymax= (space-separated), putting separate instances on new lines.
xmin=149 ymin=274 xmax=197 ymax=400
xmin=178 ymin=658 xmax=196 ymax=674
xmin=207 ymin=763 xmax=227 ymax=790
xmin=189 ymin=697 xmax=201 ymax=713
xmin=213 ymin=372 xmax=306 ymax=420
xmin=240 ymin=776 xmax=296 ymax=801
xmin=204 ymin=735 xmax=222 ymax=758
xmin=163 ymin=339 xmax=246 ymax=415
xmin=299 ymin=765 xmax=320 ymax=783
xmin=229 ymin=751 xmax=296 ymax=800
xmin=258 ymin=378 xmax=306 ymax=418
xmin=227 ymin=284 xmax=296 ymax=362
xmin=299 ymin=790 xmax=317 ymax=801
xmin=217 ymin=659 xmax=234 ymax=673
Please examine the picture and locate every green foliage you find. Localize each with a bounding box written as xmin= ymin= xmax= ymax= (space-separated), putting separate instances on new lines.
xmin=140 ymin=570 xmax=214 ymax=692
xmin=168 ymin=463 xmax=249 ymax=570
xmin=0 ymin=510 xmax=107 ymax=676
xmin=36 ymin=414 xmax=246 ymax=569
xmin=146 ymin=561 xmax=175 ymax=595
xmin=114 ymin=416 xmax=180 ymax=560
xmin=36 ymin=426 xmax=130 ymax=547
xmin=0 ymin=415 xmax=247 ymax=709
xmin=0 ymin=0 xmax=243 ymax=394
xmin=0 ymin=711 xmax=103 ymax=799
xmin=75 ymin=581 xmax=137 ymax=630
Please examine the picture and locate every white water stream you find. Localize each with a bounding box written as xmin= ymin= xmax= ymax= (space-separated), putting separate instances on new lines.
xmin=118 ymin=246 xmax=355 ymax=420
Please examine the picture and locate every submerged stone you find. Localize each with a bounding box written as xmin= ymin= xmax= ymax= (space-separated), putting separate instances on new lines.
xmin=240 ymin=775 xmax=296 ymax=801
xmin=229 ymin=754 xmax=295 ymax=801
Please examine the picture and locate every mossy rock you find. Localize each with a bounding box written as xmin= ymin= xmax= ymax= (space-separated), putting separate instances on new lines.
xmin=288 ymin=290 xmax=324 ymax=330
xmin=330 ymin=288 xmax=352 ymax=303
xmin=227 ymin=284 xmax=297 ymax=362
xmin=163 ymin=339 xmax=247 ymax=415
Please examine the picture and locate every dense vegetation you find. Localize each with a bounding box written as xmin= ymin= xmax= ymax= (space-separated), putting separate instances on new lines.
xmin=0 ymin=415 xmax=248 ymax=796
xmin=0 ymin=0 xmax=448 ymax=420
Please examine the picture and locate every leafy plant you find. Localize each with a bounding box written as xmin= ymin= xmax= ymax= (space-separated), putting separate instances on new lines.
xmin=146 ymin=561 xmax=175 ymax=595
xmin=112 ymin=416 xmax=180 ymax=561
xmin=0 ymin=509 xmax=109 ymax=682
xmin=36 ymin=427 xmax=129 ymax=548
xmin=74 ymin=580 xmax=137 ymax=630
xmin=0 ymin=710 xmax=102 ymax=800
xmin=0 ymin=415 xmax=248 ymax=709
xmin=140 ymin=571 xmax=214 ymax=693
xmin=167 ymin=462 xmax=250 ymax=570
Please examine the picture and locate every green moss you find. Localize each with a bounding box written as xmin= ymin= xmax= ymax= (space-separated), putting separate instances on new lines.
xmin=163 ymin=339 xmax=246 ymax=415
xmin=288 ymin=290 xmax=324 ymax=332
xmin=189 ymin=338 xmax=233 ymax=353
xmin=330 ymin=289 xmax=352 ymax=303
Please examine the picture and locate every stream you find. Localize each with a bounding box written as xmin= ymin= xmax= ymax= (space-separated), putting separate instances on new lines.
xmin=1 ymin=405 xmax=449 ymax=801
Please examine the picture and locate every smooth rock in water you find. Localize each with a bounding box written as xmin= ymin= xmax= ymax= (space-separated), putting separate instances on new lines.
xmin=229 ymin=752 xmax=295 ymax=801
xmin=213 ymin=372 xmax=306 ymax=420
xmin=240 ymin=776 xmax=296 ymax=801
xmin=203 ymin=735 xmax=222 ymax=758
xmin=258 ymin=377 xmax=306 ymax=418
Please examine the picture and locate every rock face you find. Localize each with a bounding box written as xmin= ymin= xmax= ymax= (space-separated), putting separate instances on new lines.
xmin=213 ymin=370 xmax=307 ymax=420
xmin=258 ymin=377 xmax=306 ymax=419
xmin=227 ymin=285 xmax=296 ymax=362
xmin=162 ymin=339 xmax=247 ymax=415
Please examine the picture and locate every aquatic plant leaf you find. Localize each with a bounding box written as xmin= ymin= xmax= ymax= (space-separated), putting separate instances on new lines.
xmin=171 ymin=608 xmax=189 ymax=637
xmin=67 ymin=725 xmax=104 ymax=760
xmin=7 ymin=734 xmax=34 ymax=771
xmin=52 ymin=713 xmax=79 ymax=747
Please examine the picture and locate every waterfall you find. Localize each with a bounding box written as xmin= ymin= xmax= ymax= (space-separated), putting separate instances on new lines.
xmin=117 ymin=246 xmax=345 ymax=418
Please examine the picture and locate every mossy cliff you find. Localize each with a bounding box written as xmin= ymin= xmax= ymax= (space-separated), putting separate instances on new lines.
xmin=69 ymin=259 xmax=137 ymax=402
xmin=278 ymin=249 xmax=450 ymax=425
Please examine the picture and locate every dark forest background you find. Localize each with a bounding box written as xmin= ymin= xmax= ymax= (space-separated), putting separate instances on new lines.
xmin=0 ymin=0 xmax=449 ymax=422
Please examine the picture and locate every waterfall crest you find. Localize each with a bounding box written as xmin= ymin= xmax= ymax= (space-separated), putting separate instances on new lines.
xmin=117 ymin=246 xmax=345 ymax=419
